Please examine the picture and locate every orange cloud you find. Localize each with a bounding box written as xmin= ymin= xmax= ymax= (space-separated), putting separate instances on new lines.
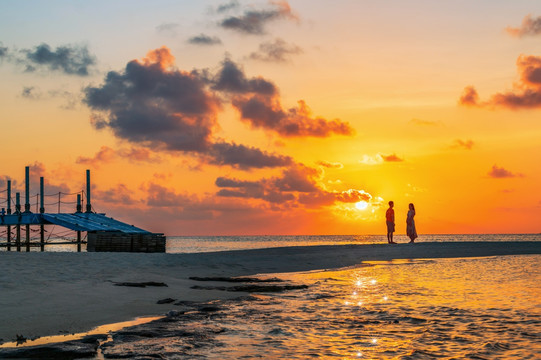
xmin=139 ymin=46 xmax=175 ymax=70
xmin=460 ymin=55 xmax=541 ymax=109
xmin=451 ymin=139 xmax=474 ymax=150
xmin=488 ymin=165 xmax=524 ymax=178
xmin=506 ymin=14 xmax=541 ymax=38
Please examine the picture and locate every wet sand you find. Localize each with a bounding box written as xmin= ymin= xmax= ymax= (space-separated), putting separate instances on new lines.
xmin=0 ymin=241 xmax=539 ymax=343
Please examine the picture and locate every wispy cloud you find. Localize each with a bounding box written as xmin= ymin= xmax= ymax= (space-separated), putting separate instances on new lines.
xmin=219 ymin=1 xmax=298 ymax=35
xmin=188 ymin=34 xmax=222 ymax=46
xmin=249 ymin=38 xmax=302 ymax=63
xmin=451 ymin=139 xmax=474 ymax=150
xmin=488 ymin=165 xmax=524 ymax=178
xmin=506 ymin=14 xmax=541 ymax=38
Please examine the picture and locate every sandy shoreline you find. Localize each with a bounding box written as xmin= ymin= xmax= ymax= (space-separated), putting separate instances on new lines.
xmin=0 ymin=241 xmax=539 ymax=343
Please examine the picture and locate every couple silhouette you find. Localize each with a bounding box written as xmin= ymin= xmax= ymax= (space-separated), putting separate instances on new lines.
xmin=386 ymin=201 xmax=417 ymax=244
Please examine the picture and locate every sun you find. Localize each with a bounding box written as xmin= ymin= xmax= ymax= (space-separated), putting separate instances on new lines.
xmin=355 ymin=201 xmax=369 ymax=210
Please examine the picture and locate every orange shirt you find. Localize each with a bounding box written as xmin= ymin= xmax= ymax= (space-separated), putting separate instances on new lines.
xmin=386 ymin=208 xmax=394 ymax=222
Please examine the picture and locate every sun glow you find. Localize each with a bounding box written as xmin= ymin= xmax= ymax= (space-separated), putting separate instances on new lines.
xmin=355 ymin=201 xmax=369 ymax=210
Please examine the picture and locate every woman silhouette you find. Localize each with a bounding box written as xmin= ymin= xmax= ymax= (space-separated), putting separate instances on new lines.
xmin=406 ymin=203 xmax=418 ymax=243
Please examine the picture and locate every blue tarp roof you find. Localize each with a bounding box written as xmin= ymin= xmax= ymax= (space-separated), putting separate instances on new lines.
xmin=0 ymin=212 xmax=150 ymax=233
xmin=41 ymin=213 xmax=150 ymax=233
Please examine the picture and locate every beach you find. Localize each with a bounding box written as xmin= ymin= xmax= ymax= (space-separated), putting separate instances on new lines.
xmin=0 ymin=241 xmax=539 ymax=345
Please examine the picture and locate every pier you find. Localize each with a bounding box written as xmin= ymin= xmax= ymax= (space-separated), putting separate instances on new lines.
xmin=0 ymin=167 xmax=165 ymax=252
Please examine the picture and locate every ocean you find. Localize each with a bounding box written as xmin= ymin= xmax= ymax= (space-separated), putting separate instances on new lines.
xmin=95 ymin=253 xmax=540 ymax=359
xmin=1 ymin=234 xmax=539 ymax=359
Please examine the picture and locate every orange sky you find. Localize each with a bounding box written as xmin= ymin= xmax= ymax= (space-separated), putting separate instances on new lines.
xmin=0 ymin=1 xmax=540 ymax=235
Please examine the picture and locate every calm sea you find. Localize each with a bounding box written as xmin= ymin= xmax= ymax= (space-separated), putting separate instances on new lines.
xmin=1 ymin=233 xmax=539 ymax=253
xmin=97 ymin=254 xmax=540 ymax=359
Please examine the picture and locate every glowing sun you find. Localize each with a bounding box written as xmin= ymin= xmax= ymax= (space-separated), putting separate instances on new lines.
xmin=355 ymin=201 xmax=369 ymax=210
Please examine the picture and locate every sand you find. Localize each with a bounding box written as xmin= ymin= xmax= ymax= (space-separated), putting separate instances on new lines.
xmin=0 ymin=241 xmax=539 ymax=343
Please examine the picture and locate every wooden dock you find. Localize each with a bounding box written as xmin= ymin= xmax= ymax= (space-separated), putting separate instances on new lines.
xmin=0 ymin=167 xmax=165 ymax=252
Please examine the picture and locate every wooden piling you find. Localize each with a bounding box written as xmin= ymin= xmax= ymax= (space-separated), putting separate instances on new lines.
xmin=16 ymin=224 xmax=20 ymax=252
xmin=25 ymin=224 xmax=30 ymax=252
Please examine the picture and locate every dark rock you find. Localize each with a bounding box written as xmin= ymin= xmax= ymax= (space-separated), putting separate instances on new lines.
xmin=0 ymin=336 xmax=101 ymax=359
xmin=113 ymin=282 xmax=168 ymax=288
xmin=189 ymin=276 xmax=283 ymax=283
xmin=191 ymin=284 xmax=308 ymax=293
xmin=157 ymin=298 xmax=176 ymax=304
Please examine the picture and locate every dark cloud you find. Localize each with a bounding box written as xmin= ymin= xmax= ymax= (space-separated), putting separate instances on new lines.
xmin=0 ymin=42 xmax=7 ymax=58
xmin=216 ymin=0 xmax=240 ymax=13
xmin=506 ymin=14 xmax=541 ymax=38
xmin=488 ymin=165 xmax=524 ymax=179
xmin=219 ymin=1 xmax=297 ymax=35
xmin=380 ymin=153 xmax=403 ymax=162
xmin=216 ymin=163 xmax=372 ymax=207
xmin=83 ymin=48 xmax=296 ymax=170
xmin=209 ymin=142 xmax=292 ymax=169
xmin=249 ymin=38 xmax=302 ymax=63
xmin=460 ymin=55 xmax=541 ymax=109
xmin=20 ymin=43 xmax=96 ymax=76
xmin=212 ymin=58 xmax=277 ymax=95
xmin=234 ymin=96 xmax=354 ymax=137
xmin=451 ymin=139 xmax=474 ymax=150
xmin=188 ymin=34 xmax=222 ymax=46
xmin=21 ymin=86 xmax=41 ymax=99
xmin=84 ymin=46 xmax=220 ymax=152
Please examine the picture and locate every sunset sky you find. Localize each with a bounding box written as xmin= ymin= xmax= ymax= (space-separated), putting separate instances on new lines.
xmin=1 ymin=1 xmax=540 ymax=235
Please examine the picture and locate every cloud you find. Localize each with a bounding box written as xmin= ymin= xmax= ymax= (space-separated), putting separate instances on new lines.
xmin=249 ymin=38 xmax=302 ymax=62
xmin=0 ymin=42 xmax=7 ymax=58
xmin=380 ymin=153 xmax=403 ymax=162
xmin=188 ymin=34 xmax=222 ymax=45
xmin=94 ymin=184 xmax=138 ymax=205
xmin=212 ymin=58 xmax=277 ymax=95
xmin=76 ymin=146 xmax=162 ymax=167
xmin=156 ymin=23 xmax=180 ymax=36
xmin=451 ymin=139 xmax=474 ymax=150
xmin=219 ymin=1 xmax=298 ymax=35
xmin=216 ymin=0 xmax=240 ymax=13
xmin=488 ymin=165 xmax=524 ymax=178
xmin=21 ymin=86 xmax=41 ymax=99
xmin=460 ymin=55 xmax=541 ymax=109
xmin=84 ymin=46 xmax=220 ymax=152
xmin=216 ymin=163 xmax=373 ymax=208
xmin=233 ymin=96 xmax=354 ymax=137
xmin=20 ymin=43 xmax=96 ymax=76
xmin=76 ymin=146 xmax=116 ymax=167
xmin=506 ymin=14 xmax=541 ymax=38
xmin=359 ymin=153 xmax=403 ymax=164
xmin=317 ymin=161 xmax=344 ymax=169
xmin=83 ymin=48 xmax=298 ymax=170
xmin=458 ymin=86 xmax=480 ymax=107
xmin=209 ymin=142 xmax=293 ymax=169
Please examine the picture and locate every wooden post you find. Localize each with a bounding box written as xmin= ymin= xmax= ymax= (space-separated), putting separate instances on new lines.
xmin=85 ymin=170 xmax=92 ymax=213
xmin=24 ymin=166 xmax=30 ymax=213
xmin=16 ymin=224 xmax=21 ymax=252
xmin=40 ymin=177 xmax=45 ymax=252
xmin=16 ymin=192 xmax=21 ymax=252
xmin=77 ymin=231 xmax=81 ymax=252
xmin=7 ymin=180 xmax=11 ymax=251
xmin=25 ymin=224 xmax=30 ymax=252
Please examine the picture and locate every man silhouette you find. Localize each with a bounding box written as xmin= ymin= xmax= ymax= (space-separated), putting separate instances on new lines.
xmin=386 ymin=201 xmax=396 ymax=244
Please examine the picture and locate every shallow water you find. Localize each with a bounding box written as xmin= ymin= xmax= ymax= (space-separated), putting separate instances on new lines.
xmin=98 ymin=255 xmax=540 ymax=359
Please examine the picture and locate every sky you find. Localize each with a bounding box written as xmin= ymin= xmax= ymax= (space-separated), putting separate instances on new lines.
xmin=0 ymin=0 xmax=540 ymax=235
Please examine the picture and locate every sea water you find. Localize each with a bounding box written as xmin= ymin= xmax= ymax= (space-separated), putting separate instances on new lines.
xmin=2 ymin=233 xmax=538 ymax=253
xmin=98 ymin=254 xmax=540 ymax=359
